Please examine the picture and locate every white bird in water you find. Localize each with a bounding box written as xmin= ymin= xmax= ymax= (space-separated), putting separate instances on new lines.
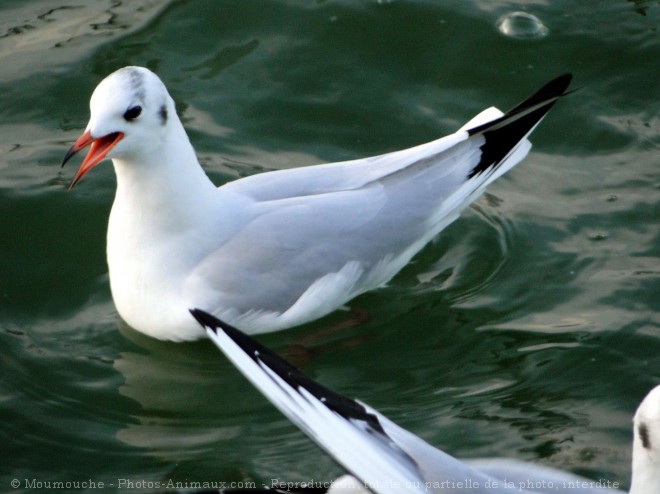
xmin=62 ymin=67 xmax=571 ymax=341
xmin=192 ymin=308 xmax=659 ymax=494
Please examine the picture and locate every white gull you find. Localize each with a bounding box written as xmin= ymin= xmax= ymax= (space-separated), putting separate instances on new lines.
xmin=62 ymin=68 xmax=571 ymax=341
xmin=192 ymin=308 xmax=657 ymax=494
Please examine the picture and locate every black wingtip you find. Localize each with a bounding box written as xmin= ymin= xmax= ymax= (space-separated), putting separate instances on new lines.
xmin=504 ymin=73 xmax=573 ymax=116
xmin=190 ymin=308 xmax=269 ymax=359
xmin=465 ymin=73 xmax=574 ymax=178
xmin=528 ymin=73 xmax=573 ymax=99
xmin=189 ymin=308 xmax=221 ymax=334
xmin=468 ymin=73 xmax=574 ymax=137
xmin=190 ymin=307 xmax=386 ymax=435
xmin=189 ymin=308 xmax=250 ymax=339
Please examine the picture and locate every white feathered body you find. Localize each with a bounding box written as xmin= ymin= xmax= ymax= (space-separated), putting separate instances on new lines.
xmin=108 ymin=103 xmax=519 ymax=340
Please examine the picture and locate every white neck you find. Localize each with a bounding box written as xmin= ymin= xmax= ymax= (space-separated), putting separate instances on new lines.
xmin=105 ymin=113 xmax=230 ymax=339
xmin=111 ymin=114 xmax=219 ymax=228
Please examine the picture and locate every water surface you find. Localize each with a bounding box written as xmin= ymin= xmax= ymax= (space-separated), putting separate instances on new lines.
xmin=1 ymin=1 xmax=658 ymax=492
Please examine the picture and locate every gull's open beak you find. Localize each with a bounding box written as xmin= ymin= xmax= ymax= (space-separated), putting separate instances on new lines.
xmin=61 ymin=130 xmax=124 ymax=190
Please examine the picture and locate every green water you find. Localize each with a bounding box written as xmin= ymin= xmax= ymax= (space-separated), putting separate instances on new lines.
xmin=1 ymin=1 xmax=658 ymax=492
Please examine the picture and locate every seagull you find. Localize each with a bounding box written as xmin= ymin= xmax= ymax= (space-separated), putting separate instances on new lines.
xmin=191 ymin=308 xmax=657 ymax=494
xmin=62 ymin=67 xmax=571 ymax=341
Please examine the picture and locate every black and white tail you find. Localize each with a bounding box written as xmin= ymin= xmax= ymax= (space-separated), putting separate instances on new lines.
xmin=466 ymin=73 xmax=573 ymax=178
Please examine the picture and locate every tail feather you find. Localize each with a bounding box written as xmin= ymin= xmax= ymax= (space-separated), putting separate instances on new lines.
xmin=467 ymin=73 xmax=572 ymax=178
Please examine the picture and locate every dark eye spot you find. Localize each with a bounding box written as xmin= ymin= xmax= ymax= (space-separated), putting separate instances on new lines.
xmin=158 ymin=104 xmax=168 ymax=125
xmin=639 ymin=422 xmax=652 ymax=450
xmin=123 ymin=106 xmax=142 ymax=121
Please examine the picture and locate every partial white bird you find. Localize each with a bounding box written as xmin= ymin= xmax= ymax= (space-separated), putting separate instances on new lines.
xmin=62 ymin=67 xmax=571 ymax=341
xmin=192 ymin=308 xmax=657 ymax=494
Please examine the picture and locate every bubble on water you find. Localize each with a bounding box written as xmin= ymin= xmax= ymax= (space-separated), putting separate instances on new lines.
xmin=497 ymin=11 xmax=549 ymax=39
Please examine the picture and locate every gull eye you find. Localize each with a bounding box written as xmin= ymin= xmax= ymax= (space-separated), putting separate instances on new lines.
xmin=123 ymin=105 xmax=142 ymax=122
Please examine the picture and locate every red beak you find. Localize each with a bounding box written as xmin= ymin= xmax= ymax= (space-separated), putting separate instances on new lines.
xmin=61 ymin=130 xmax=124 ymax=190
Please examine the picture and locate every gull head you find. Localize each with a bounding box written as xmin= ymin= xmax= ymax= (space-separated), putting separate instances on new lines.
xmin=61 ymin=66 xmax=173 ymax=189
xmin=631 ymin=384 xmax=660 ymax=493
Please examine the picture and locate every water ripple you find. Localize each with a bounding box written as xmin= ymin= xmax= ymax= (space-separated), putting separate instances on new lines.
xmin=413 ymin=194 xmax=519 ymax=308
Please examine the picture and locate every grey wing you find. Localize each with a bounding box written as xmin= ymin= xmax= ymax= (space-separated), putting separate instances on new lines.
xmin=185 ymin=180 xmax=430 ymax=330
xmin=193 ymin=309 xmax=427 ymax=494
xmin=185 ymin=139 xmax=478 ymax=331
xmin=192 ymin=310 xmax=528 ymax=494
xmin=191 ymin=75 xmax=572 ymax=329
